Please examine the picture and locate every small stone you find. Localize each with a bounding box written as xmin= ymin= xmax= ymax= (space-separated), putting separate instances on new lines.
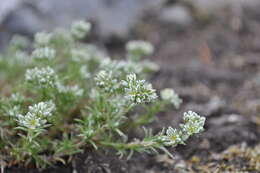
xmin=160 ymin=5 xmax=193 ymax=27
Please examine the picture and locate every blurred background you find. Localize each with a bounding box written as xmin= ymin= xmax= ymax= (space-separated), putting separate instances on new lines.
xmin=1 ymin=0 xmax=260 ymax=172
xmin=1 ymin=0 xmax=259 ymax=48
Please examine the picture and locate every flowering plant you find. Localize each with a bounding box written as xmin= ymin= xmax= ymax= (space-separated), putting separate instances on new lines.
xmin=0 ymin=20 xmax=205 ymax=169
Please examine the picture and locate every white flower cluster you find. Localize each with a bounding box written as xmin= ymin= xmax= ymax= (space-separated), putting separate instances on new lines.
xmin=32 ymin=47 xmax=56 ymax=60
xmin=10 ymin=93 xmax=24 ymax=105
xmin=16 ymin=101 xmax=55 ymax=130
xmin=161 ymin=111 xmax=205 ymax=146
xmin=28 ymin=101 xmax=56 ymax=118
xmin=126 ymin=40 xmax=154 ymax=60
xmin=10 ymin=35 xmax=29 ymax=49
xmin=100 ymin=57 xmax=160 ymax=77
xmin=99 ymin=58 xmax=117 ymax=69
xmin=80 ymin=65 xmax=91 ymax=79
xmin=160 ymin=88 xmax=182 ymax=108
xmin=25 ymin=66 xmax=57 ymax=88
xmin=13 ymin=51 xmax=30 ymax=64
xmin=122 ymin=74 xmax=157 ymax=104
xmin=56 ymin=82 xmax=84 ymax=97
xmin=95 ymin=70 xmax=118 ymax=93
xmin=71 ymin=21 xmax=91 ymax=39
xmin=160 ymin=127 xmax=182 ymax=146
xmin=17 ymin=113 xmax=46 ymax=130
xmin=70 ymin=46 xmax=104 ymax=64
xmin=8 ymin=106 xmax=20 ymax=117
xmin=181 ymin=111 xmax=206 ymax=137
xmin=34 ymin=32 xmax=52 ymax=47
xmin=70 ymin=48 xmax=90 ymax=62
xmin=7 ymin=93 xmax=24 ymax=117
xmin=100 ymin=58 xmax=141 ymax=75
xmin=140 ymin=60 xmax=160 ymax=72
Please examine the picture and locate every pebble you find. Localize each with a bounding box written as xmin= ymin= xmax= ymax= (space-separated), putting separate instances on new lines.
xmin=160 ymin=4 xmax=193 ymax=27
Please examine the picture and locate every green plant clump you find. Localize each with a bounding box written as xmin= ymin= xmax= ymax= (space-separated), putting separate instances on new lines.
xmin=0 ymin=21 xmax=205 ymax=169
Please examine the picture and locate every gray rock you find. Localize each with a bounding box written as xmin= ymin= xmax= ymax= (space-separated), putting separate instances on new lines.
xmin=0 ymin=0 xmax=164 ymax=40
xmin=0 ymin=0 xmax=21 ymax=24
xmin=3 ymin=5 xmax=45 ymax=35
xmin=160 ymin=4 xmax=193 ymax=27
xmin=192 ymin=0 xmax=260 ymax=14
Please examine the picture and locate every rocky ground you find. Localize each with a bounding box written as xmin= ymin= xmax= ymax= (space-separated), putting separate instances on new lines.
xmin=2 ymin=0 xmax=260 ymax=172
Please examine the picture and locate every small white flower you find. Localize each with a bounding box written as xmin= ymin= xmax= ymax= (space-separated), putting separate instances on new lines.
xmin=17 ymin=113 xmax=46 ymax=130
xmin=71 ymin=21 xmax=91 ymax=39
xmin=70 ymin=49 xmax=91 ymax=62
xmin=10 ymin=93 xmax=24 ymax=105
xmin=56 ymin=82 xmax=84 ymax=97
xmin=28 ymin=101 xmax=56 ymax=118
xmin=10 ymin=51 xmax=32 ymax=65
xmin=126 ymin=40 xmax=154 ymax=60
xmin=110 ymin=95 xmax=128 ymax=108
xmin=34 ymin=32 xmax=52 ymax=47
xmin=89 ymin=88 xmax=99 ymax=99
xmin=10 ymin=35 xmax=30 ymax=49
xmin=16 ymin=101 xmax=55 ymax=130
xmin=69 ymin=86 xmax=84 ymax=97
xmin=95 ymin=70 xmax=118 ymax=93
xmin=160 ymin=88 xmax=182 ymax=108
xmin=100 ymin=58 xmax=143 ymax=76
xmin=119 ymin=60 xmax=143 ymax=74
xmin=122 ymin=74 xmax=157 ymax=104
xmin=80 ymin=65 xmax=91 ymax=79
xmin=99 ymin=58 xmax=116 ymax=70
xmin=160 ymin=111 xmax=205 ymax=146
xmin=32 ymin=47 xmax=56 ymax=60
xmin=70 ymin=46 xmax=104 ymax=64
xmin=10 ymin=35 xmax=29 ymax=49
xmin=161 ymin=127 xmax=182 ymax=146
xmin=140 ymin=60 xmax=160 ymax=72
xmin=8 ymin=106 xmax=20 ymax=117
xmin=181 ymin=111 xmax=206 ymax=136
xmin=25 ymin=66 xmax=57 ymax=88
xmin=85 ymin=45 xmax=104 ymax=63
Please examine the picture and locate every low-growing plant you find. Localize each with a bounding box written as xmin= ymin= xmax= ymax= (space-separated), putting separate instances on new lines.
xmin=0 ymin=21 xmax=205 ymax=169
